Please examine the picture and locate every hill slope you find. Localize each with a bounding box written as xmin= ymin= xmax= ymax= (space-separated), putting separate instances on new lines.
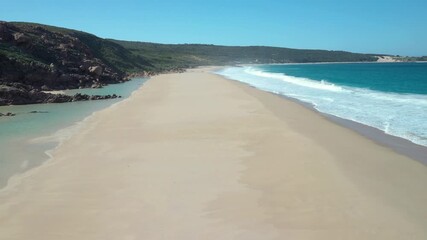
xmin=111 ymin=40 xmax=379 ymax=71
xmin=0 ymin=21 xmax=156 ymax=105
xmin=0 ymin=22 xmax=152 ymax=90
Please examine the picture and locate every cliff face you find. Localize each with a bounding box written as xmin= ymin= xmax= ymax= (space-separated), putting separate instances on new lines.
xmin=0 ymin=22 xmax=152 ymax=105
xmin=0 ymin=22 xmax=129 ymax=90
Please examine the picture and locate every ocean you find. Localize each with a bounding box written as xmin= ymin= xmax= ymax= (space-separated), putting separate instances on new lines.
xmin=217 ymin=62 xmax=427 ymax=148
xmin=0 ymin=78 xmax=147 ymax=189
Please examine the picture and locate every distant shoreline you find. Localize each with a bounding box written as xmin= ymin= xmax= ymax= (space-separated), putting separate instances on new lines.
xmin=239 ymin=60 xmax=427 ymax=67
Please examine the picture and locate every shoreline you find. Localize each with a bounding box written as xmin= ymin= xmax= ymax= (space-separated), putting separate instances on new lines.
xmin=325 ymin=113 xmax=427 ymax=164
xmin=215 ymin=66 xmax=427 ymax=164
xmin=257 ymin=86 xmax=427 ymax=164
xmin=238 ymin=60 xmax=427 ymax=67
xmin=225 ymin=76 xmax=427 ymax=164
xmin=277 ymin=93 xmax=427 ymax=164
xmin=0 ymin=96 xmax=114 ymax=193
xmin=1 ymin=68 xmax=426 ymax=239
xmin=0 ymin=92 xmax=133 ymax=193
xmin=0 ymin=78 xmax=148 ymax=191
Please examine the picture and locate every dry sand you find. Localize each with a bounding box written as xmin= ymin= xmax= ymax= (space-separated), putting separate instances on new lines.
xmin=1 ymin=68 xmax=426 ymax=239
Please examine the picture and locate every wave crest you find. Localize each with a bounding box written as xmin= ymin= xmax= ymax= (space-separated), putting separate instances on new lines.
xmin=245 ymin=67 xmax=346 ymax=92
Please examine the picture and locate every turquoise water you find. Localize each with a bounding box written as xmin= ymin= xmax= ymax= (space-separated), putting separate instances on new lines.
xmin=218 ymin=62 xmax=427 ymax=146
xmin=261 ymin=63 xmax=427 ymax=94
xmin=0 ymin=78 xmax=147 ymax=188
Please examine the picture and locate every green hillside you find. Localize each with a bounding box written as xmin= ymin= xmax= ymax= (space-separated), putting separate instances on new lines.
xmin=7 ymin=22 xmax=153 ymax=73
xmin=111 ymin=40 xmax=379 ymax=71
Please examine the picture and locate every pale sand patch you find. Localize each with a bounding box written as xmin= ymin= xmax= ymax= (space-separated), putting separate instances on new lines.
xmin=376 ymin=56 xmax=401 ymax=62
xmin=0 ymin=68 xmax=426 ymax=239
xmin=42 ymin=90 xmax=66 ymax=95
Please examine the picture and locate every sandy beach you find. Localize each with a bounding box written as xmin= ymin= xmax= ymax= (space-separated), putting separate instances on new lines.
xmin=1 ymin=67 xmax=426 ymax=239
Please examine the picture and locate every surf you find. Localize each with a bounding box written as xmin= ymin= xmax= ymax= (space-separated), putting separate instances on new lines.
xmin=217 ymin=64 xmax=427 ymax=147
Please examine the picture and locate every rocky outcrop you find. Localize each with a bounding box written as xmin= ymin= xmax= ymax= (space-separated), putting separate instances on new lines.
xmin=0 ymin=112 xmax=15 ymax=117
xmin=126 ymin=68 xmax=186 ymax=79
xmin=89 ymin=66 xmax=103 ymax=76
xmin=13 ymin=32 xmax=30 ymax=44
xmin=0 ymin=21 xmax=130 ymax=105
xmin=0 ymin=83 xmax=121 ymax=106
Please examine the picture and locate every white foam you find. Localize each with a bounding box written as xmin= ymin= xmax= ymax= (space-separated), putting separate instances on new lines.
xmin=244 ymin=67 xmax=347 ymax=92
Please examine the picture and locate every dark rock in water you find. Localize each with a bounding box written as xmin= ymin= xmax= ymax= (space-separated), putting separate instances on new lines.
xmin=90 ymin=95 xmax=101 ymax=100
xmin=72 ymin=93 xmax=90 ymax=101
xmin=0 ymin=112 xmax=16 ymax=117
xmin=44 ymin=93 xmax=73 ymax=104
xmin=29 ymin=110 xmax=48 ymax=114
xmin=86 ymin=94 xmax=121 ymax=101
xmin=0 ymin=81 xmax=122 ymax=105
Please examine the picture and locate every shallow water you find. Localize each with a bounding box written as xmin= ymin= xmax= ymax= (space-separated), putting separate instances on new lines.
xmin=0 ymin=78 xmax=147 ymax=188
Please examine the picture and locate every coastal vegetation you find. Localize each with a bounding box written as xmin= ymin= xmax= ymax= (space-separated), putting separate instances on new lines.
xmin=110 ymin=40 xmax=379 ymax=71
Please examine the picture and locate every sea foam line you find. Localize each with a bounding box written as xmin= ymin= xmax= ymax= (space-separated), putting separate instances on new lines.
xmin=244 ymin=67 xmax=346 ymax=92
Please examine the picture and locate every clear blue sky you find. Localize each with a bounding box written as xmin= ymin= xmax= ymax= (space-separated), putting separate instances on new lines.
xmin=1 ymin=0 xmax=426 ymax=56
